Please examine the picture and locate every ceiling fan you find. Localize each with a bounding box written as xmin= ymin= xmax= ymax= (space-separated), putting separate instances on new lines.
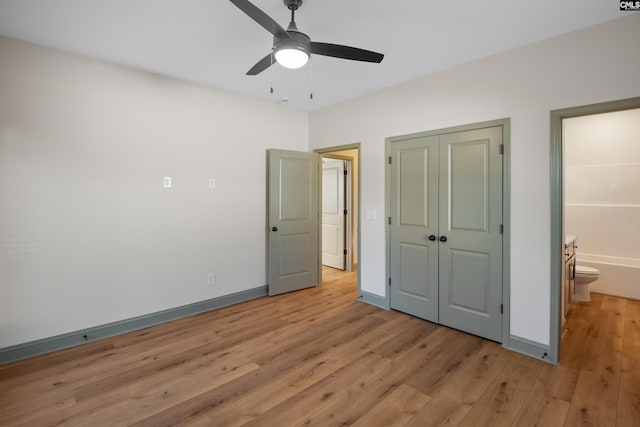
xmin=230 ymin=0 xmax=384 ymax=75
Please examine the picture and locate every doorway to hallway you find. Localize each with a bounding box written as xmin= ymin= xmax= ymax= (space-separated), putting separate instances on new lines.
xmin=316 ymin=144 xmax=361 ymax=293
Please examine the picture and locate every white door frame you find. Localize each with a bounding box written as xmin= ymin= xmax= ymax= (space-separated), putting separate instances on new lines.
xmin=322 ymin=157 xmax=353 ymax=271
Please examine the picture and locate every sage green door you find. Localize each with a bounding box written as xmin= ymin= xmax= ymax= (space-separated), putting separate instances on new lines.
xmin=389 ymin=126 xmax=503 ymax=342
xmin=267 ymin=149 xmax=320 ymax=296
xmin=389 ymin=135 xmax=440 ymax=323
xmin=438 ymin=127 xmax=503 ymax=342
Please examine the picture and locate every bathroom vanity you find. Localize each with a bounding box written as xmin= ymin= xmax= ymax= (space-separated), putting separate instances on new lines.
xmin=563 ymin=235 xmax=577 ymax=324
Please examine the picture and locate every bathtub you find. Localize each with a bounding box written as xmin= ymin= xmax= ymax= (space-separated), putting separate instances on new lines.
xmin=578 ymin=254 xmax=640 ymax=300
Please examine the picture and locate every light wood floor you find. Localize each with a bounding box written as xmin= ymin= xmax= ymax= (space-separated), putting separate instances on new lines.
xmin=0 ymin=268 xmax=638 ymax=426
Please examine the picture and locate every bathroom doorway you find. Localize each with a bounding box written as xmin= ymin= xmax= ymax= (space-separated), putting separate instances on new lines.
xmin=550 ymin=97 xmax=640 ymax=364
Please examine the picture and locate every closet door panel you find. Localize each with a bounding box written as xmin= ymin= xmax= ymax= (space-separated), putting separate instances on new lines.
xmin=389 ymin=136 xmax=439 ymax=322
xmin=438 ymin=127 xmax=503 ymax=342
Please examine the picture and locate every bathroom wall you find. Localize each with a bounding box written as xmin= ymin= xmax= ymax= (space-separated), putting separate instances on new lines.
xmin=564 ymin=108 xmax=640 ymax=298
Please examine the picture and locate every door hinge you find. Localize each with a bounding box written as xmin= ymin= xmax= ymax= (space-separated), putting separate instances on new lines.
xmin=388 ymin=156 xmax=392 ymax=164
xmin=501 ymin=304 xmax=504 ymax=314
xmin=344 ymin=209 xmax=348 ymax=215
xmin=344 ymin=170 xmax=348 ymax=175
xmin=499 ymin=144 xmax=504 ymax=155
xmin=500 ymin=224 xmax=503 ymax=234
xmin=388 ymin=277 xmax=391 ymax=286
xmin=388 ymin=217 xmax=392 ymax=225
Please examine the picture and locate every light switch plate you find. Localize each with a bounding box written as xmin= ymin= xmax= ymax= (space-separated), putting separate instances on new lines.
xmin=163 ymin=176 xmax=172 ymax=188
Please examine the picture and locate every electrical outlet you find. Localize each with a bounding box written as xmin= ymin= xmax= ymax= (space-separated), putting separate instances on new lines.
xmin=208 ymin=178 xmax=216 ymax=189
xmin=207 ymin=273 xmax=215 ymax=286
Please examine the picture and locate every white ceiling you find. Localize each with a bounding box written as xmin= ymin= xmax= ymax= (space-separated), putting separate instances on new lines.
xmin=0 ymin=0 xmax=625 ymax=110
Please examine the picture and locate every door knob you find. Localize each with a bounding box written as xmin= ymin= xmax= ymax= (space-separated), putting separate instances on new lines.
xmin=271 ymin=226 xmax=278 ymax=232
xmin=428 ymin=234 xmax=437 ymax=241
xmin=439 ymin=235 xmax=447 ymax=242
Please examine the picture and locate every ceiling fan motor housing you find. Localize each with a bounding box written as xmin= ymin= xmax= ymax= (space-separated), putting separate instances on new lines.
xmin=284 ymin=0 xmax=302 ymax=10
xmin=274 ymin=30 xmax=310 ymax=55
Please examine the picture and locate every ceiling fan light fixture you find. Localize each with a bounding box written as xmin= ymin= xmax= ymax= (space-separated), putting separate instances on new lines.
xmin=231 ymin=0 xmax=384 ymax=76
xmin=274 ymin=45 xmax=309 ymax=69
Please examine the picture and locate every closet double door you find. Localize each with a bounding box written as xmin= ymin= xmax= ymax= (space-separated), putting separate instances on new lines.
xmin=389 ymin=126 xmax=503 ymax=342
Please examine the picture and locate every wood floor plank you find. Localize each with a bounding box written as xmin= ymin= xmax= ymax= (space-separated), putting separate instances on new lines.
xmin=176 ymin=312 xmax=403 ymax=426
xmin=535 ymin=363 xmax=579 ymax=402
xmin=248 ymin=301 xmax=379 ymax=364
xmin=183 ymin=415 xmax=215 ymax=427
xmin=564 ymin=307 xmax=623 ymax=426
xmin=569 ymin=293 xmax=605 ymax=321
xmin=1 ymin=267 xmax=637 ymax=426
xmin=0 ymin=339 xmax=116 ymax=382
xmin=372 ymin=317 xmax=438 ymax=360
xmin=458 ymin=358 xmax=542 ymax=426
xmin=23 ymin=388 xmax=130 ymax=427
xmin=0 ymin=388 xmax=77 ymax=427
xmin=359 ymin=327 xmax=456 ymax=400
xmin=93 ymin=361 xmax=260 ymax=426
xmin=404 ymin=329 xmax=485 ymax=396
xmin=71 ymin=318 xmax=285 ymax=403
xmin=351 ymin=383 xmax=431 ymax=427
xmin=0 ymin=339 xmax=114 ymax=390
xmin=240 ymin=351 xmax=392 ymax=427
xmin=600 ymin=294 xmax=627 ymax=314
xmin=514 ymin=394 xmax=570 ymax=427
xmin=250 ymin=304 xmax=383 ymax=366
xmin=0 ymin=328 xmax=226 ymax=404
xmin=560 ymin=317 xmax=595 ymax=370
xmin=617 ymin=354 xmax=640 ymax=427
xmin=295 ymin=387 xmax=381 ymax=426
xmin=404 ymin=342 xmax=508 ymax=427
xmin=565 ymin=369 xmax=616 ymax=427
xmin=623 ymin=298 xmax=640 ymax=357
xmin=512 ymin=368 xmax=571 ymax=427
xmin=0 ymin=306 xmax=265 ymax=397
xmin=129 ymin=312 xmax=388 ymax=426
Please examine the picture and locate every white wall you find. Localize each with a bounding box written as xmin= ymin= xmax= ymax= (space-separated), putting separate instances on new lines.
xmin=309 ymin=14 xmax=640 ymax=346
xmin=0 ymin=36 xmax=309 ymax=348
xmin=565 ymin=108 xmax=640 ymax=264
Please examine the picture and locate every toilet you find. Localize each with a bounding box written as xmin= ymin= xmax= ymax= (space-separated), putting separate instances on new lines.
xmin=574 ymin=264 xmax=600 ymax=302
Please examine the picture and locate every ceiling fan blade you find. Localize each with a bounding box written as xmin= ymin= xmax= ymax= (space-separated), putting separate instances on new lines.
xmin=229 ymin=0 xmax=291 ymax=39
xmin=246 ymin=53 xmax=274 ymax=75
xmin=310 ymin=42 xmax=384 ymax=63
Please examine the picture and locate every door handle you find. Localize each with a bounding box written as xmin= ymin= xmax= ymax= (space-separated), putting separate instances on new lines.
xmin=428 ymin=235 xmax=437 ymax=241
xmin=271 ymin=226 xmax=278 ymax=232
xmin=439 ymin=236 xmax=447 ymax=242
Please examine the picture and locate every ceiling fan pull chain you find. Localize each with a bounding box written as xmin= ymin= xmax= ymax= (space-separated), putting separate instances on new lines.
xmin=270 ymin=51 xmax=274 ymax=94
xmin=309 ymin=56 xmax=313 ymax=100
